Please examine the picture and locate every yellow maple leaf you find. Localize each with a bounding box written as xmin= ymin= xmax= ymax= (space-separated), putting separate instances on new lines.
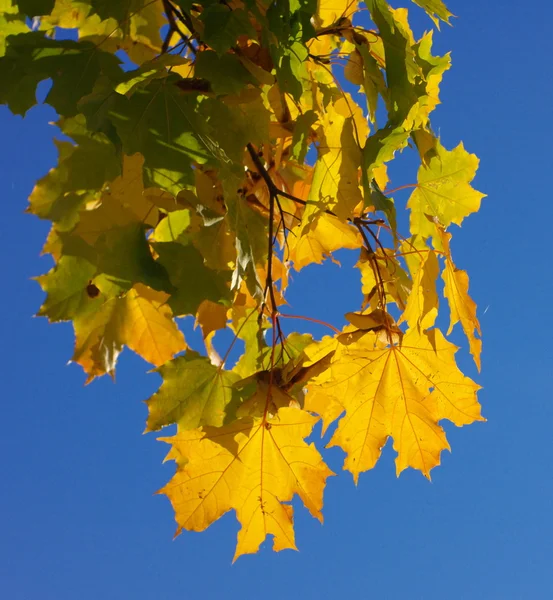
xmin=308 ymin=97 xmax=366 ymax=220
xmin=79 ymin=3 xmax=165 ymax=65
xmin=305 ymin=327 xmax=483 ymax=480
xmin=408 ymin=141 xmax=485 ymax=240
xmin=160 ymin=407 xmax=334 ymax=560
xmin=399 ymin=246 xmax=439 ymax=331
xmin=195 ymin=299 xmax=228 ymax=363
xmin=39 ymin=0 xmax=91 ymax=30
xmin=66 ymin=153 xmax=159 ymax=245
xmin=316 ymin=0 xmax=358 ymax=27
xmin=288 ymin=212 xmax=361 ymax=270
xmin=357 ymin=247 xmax=411 ymax=310
xmin=72 ymin=284 xmax=186 ymax=382
xmin=437 ymin=227 xmax=482 ymax=370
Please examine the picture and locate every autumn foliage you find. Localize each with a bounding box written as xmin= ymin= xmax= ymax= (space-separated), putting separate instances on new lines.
xmin=2 ymin=0 xmax=485 ymax=559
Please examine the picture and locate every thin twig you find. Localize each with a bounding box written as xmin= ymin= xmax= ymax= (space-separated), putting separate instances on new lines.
xmin=163 ymin=0 xmax=196 ymax=55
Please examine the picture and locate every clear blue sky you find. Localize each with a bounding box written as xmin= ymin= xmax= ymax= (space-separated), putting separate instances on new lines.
xmin=2 ymin=1 xmax=553 ymax=598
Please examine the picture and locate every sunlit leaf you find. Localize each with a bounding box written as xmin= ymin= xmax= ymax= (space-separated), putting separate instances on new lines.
xmin=437 ymin=227 xmax=482 ymax=370
xmin=408 ymin=141 xmax=486 ymax=241
xmin=72 ymin=284 xmax=186 ymax=382
xmin=146 ymin=352 xmax=239 ymax=431
xmin=160 ymin=407 xmax=334 ymax=560
xmin=305 ymin=326 xmax=483 ymax=480
xmin=3 ymin=0 xmax=484 ymax=559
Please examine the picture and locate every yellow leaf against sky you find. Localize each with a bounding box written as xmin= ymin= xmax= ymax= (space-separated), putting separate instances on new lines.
xmin=316 ymin=0 xmax=358 ymax=27
xmin=288 ymin=212 xmax=361 ymax=270
xmin=79 ymin=2 xmax=165 ymax=65
xmin=408 ymin=141 xmax=485 ymax=241
xmin=195 ymin=299 xmax=228 ymax=363
xmin=40 ymin=1 xmax=165 ymax=64
xmin=308 ymin=97 xmax=366 ymax=220
xmin=399 ymin=246 xmax=439 ymax=331
xmin=104 ymin=154 xmax=159 ymax=226
xmin=66 ymin=153 xmax=158 ymax=245
xmin=160 ymin=407 xmax=334 ymax=560
xmin=357 ymin=247 xmax=411 ymax=310
xmin=304 ymin=327 xmax=483 ymax=480
xmin=437 ymin=227 xmax=482 ymax=370
xmin=72 ymin=284 xmax=186 ymax=382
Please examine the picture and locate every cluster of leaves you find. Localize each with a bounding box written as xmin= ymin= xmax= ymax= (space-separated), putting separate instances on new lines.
xmin=2 ymin=0 xmax=485 ymax=560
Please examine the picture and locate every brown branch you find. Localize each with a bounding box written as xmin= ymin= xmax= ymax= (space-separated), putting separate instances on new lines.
xmin=246 ymin=144 xmax=290 ymax=357
xmin=162 ymin=0 xmax=197 ymax=55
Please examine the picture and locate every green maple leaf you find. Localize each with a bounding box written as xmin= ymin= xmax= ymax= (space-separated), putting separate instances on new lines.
xmin=201 ymin=95 xmax=270 ymax=165
xmin=224 ymin=179 xmax=267 ymax=297
xmin=195 ymin=51 xmax=256 ymax=96
xmin=36 ymin=255 xmax=96 ymax=322
xmin=27 ymin=116 xmax=120 ymax=231
xmin=107 ymin=77 xmax=212 ymax=194
xmin=153 ymin=241 xmax=231 ymax=317
xmin=201 ymin=6 xmax=256 ymax=55
xmin=0 ymin=33 xmax=122 ymax=115
xmin=93 ymin=223 xmax=174 ymax=294
xmin=412 ymin=0 xmax=453 ymax=27
xmin=145 ymin=352 xmax=241 ymax=431
xmin=367 ymin=0 xmax=419 ymax=124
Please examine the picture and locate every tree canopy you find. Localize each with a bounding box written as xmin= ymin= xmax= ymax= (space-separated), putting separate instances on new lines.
xmin=1 ymin=0 xmax=484 ymax=560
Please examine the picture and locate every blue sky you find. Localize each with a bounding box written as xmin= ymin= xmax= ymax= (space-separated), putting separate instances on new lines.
xmin=2 ymin=1 xmax=553 ymax=598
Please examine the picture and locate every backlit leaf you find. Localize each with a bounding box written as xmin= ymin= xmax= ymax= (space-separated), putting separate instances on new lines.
xmin=308 ymin=97 xmax=366 ymax=219
xmin=146 ymin=352 xmax=240 ymax=431
xmin=437 ymin=227 xmax=482 ymax=370
xmin=0 ymin=33 xmax=122 ymax=115
xmin=305 ymin=327 xmax=483 ymax=480
xmin=4 ymin=0 xmax=485 ymax=559
xmin=399 ymin=245 xmax=439 ymax=331
xmin=412 ymin=0 xmax=453 ymax=27
xmin=72 ymin=284 xmax=186 ymax=382
xmin=288 ymin=212 xmax=361 ymax=270
xmin=160 ymin=407 xmax=334 ymax=560
xmin=408 ymin=141 xmax=486 ymax=241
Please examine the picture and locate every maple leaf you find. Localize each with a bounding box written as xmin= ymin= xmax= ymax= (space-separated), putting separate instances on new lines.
xmin=153 ymin=241 xmax=231 ymax=317
xmin=27 ymin=116 xmax=120 ymax=230
xmin=367 ymin=1 xmax=420 ymax=124
xmin=399 ymin=243 xmax=440 ymax=331
xmin=408 ymin=140 xmax=486 ymax=241
xmin=35 ymin=255 xmax=97 ymax=322
xmin=195 ymin=299 xmax=229 ymax=361
xmin=308 ymin=97 xmax=367 ymax=220
xmin=305 ymin=326 xmax=483 ymax=480
xmin=77 ymin=0 xmax=166 ymax=65
xmin=4 ymin=0 xmax=486 ymax=559
xmin=72 ymin=284 xmax=186 ymax=382
xmin=0 ymin=32 xmax=122 ymax=115
xmin=0 ymin=6 xmax=28 ymax=58
xmin=436 ymin=227 xmax=482 ymax=370
xmin=357 ymin=247 xmax=412 ymax=310
xmin=106 ymin=78 xmax=212 ymax=195
xmin=160 ymin=408 xmax=334 ymax=560
xmin=412 ymin=0 xmax=453 ymax=27
xmin=145 ymin=352 xmax=240 ymax=431
xmin=288 ymin=212 xmax=362 ymax=270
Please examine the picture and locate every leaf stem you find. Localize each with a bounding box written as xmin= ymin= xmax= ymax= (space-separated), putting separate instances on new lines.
xmin=383 ymin=183 xmax=417 ymax=195
xmin=278 ymin=313 xmax=341 ymax=335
